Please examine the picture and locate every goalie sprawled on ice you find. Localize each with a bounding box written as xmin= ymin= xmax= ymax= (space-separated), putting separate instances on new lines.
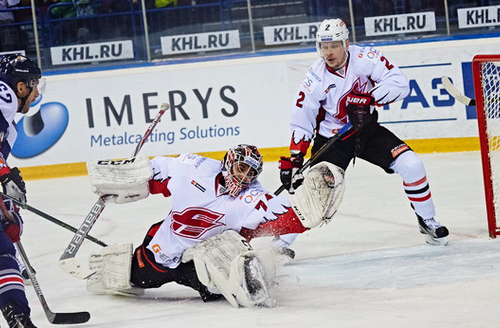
xmin=85 ymin=144 xmax=345 ymax=307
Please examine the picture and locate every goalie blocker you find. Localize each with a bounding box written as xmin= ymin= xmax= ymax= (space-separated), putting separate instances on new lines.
xmin=87 ymin=155 xmax=153 ymax=204
xmin=84 ymin=161 xmax=346 ymax=307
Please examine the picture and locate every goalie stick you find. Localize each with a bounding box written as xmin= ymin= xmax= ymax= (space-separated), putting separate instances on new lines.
xmin=441 ymin=76 xmax=476 ymax=106
xmin=274 ymin=121 xmax=352 ymax=195
xmin=16 ymin=241 xmax=91 ymax=325
xmin=59 ymin=103 xmax=169 ymax=280
xmin=0 ymin=191 xmax=107 ymax=247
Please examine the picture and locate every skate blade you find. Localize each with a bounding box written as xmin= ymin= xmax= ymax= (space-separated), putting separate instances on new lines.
xmin=424 ymin=235 xmax=449 ymax=246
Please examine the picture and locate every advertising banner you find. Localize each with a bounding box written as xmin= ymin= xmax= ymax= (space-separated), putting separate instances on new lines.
xmin=364 ymin=12 xmax=436 ymax=36
xmin=50 ymin=40 xmax=134 ymax=65
xmin=9 ymin=37 xmax=500 ymax=169
xmin=161 ymin=30 xmax=241 ymax=55
xmin=458 ymin=5 xmax=500 ymax=29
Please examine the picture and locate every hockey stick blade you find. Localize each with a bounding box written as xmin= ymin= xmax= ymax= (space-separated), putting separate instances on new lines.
xmin=16 ymin=242 xmax=91 ymax=325
xmin=48 ymin=311 xmax=91 ymax=325
xmin=441 ymin=76 xmax=476 ymax=106
xmin=59 ymin=258 xmax=96 ymax=280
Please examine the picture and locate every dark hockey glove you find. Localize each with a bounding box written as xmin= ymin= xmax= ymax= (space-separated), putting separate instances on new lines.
xmin=1 ymin=199 xmax=23 ymax=243
xmin=279 ymin=154 xmax=304 ymax=194
xmin=0 ymin=167 xmax=27 ymax=203
xmin=346 ymin=91 xmax=374 ymax=130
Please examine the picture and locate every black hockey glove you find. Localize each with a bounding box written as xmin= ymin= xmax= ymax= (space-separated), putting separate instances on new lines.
xmin=346 ymin=91 xmax=374 ymax=130
xmin=0 ymin=167 xmax=27 ymax=203
xmin=279 ymin=154 xmax=304 ymax=194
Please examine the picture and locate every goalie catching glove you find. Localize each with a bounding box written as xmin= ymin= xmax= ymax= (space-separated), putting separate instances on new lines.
xmin=289 ymin=161 xmax=346 ymax=228
xmin=87 ymin=155 xmax=153 ymax=204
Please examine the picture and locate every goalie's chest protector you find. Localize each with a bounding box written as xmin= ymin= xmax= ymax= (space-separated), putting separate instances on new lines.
xmin=147 ymin=154 xmax=285 ymax=268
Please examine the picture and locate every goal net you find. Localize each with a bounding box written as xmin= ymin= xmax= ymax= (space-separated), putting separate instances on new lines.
xmin=472 ymin=55 xmax=500 ymax=238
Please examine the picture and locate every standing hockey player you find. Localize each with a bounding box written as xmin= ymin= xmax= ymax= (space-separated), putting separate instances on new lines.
xmin=0 ymin=54 xmax=44 ymax=327
xmin=278 ymin=18 xmax=448 ymax=247
xmin=85 ymin=144 xmax=345 ymax=307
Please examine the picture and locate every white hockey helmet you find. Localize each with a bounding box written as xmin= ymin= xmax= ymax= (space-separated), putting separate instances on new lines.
xmin=316 ymin=19 xmax=349 ymax=57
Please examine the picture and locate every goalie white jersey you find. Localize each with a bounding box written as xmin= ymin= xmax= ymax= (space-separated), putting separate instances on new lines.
xmin=290 ymin=45 xmax=409 ymax=153
xmin=146 ymin=154 xmax=296 ymax=269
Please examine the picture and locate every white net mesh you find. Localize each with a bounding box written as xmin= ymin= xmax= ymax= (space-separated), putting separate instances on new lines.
xmin=480 ymin=61 xmax=500 ymax=230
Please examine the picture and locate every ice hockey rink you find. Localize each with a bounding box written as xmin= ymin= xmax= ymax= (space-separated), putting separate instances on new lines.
xmin=13 ymin=151 xmax=500 ymax=328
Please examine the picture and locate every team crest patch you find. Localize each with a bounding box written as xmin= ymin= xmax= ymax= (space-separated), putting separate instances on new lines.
xmin=191 ymin=180 xmax=206 ymax=192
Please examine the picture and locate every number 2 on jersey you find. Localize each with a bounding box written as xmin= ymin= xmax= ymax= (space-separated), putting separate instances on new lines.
xmin=296 ymin=91 xmax=305 ymax=108
xmin=0 ymin=83 xmax=12 ymax=104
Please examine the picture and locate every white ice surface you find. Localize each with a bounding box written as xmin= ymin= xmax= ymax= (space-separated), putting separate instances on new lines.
xmin=12 ymin=151 xmax=500 ymax=328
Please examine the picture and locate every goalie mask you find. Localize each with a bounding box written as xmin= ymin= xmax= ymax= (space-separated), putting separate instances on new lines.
xmin=221 ymin=144 xmax=263 ymax=197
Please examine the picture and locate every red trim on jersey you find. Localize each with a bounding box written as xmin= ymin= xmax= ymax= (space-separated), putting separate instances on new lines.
xmin=0 ymin=276 xmax=24 ymax=286
xmin=408 ymin=192 xmax=432 ymax=202
xmin=140 ymin=245 xmax=168 ymax=273
xmin=240 ymin=208 xmax=307 ymax=241
xmin=340 ymin=129 xmax=358 ymax=140
xmin=325 ymin=54 xmax=349 ymax=77
xmin=148 ymin=177 xmax=171 ymax=197
xmin=403 ymin=176 xmax=427 ymax=187
xmin=146 ymin=221 xmax=163 ymax=238
xmin=289 ymin=132 xmax=311 ymax=155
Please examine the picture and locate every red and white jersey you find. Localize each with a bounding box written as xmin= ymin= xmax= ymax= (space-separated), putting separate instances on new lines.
xmin=0 ymin=81 xmax=18 ymax=167
xmin=289 ymin=45 xmax=410 ymax=154
xmin=146 ymin=154 xmax=302 ymax=268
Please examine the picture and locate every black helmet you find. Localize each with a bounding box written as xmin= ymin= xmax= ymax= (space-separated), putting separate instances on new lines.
xmin=0 ymin=54 xmax=41 ymax=91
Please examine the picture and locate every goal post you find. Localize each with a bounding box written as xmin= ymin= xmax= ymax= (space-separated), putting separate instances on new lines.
xmin=472 ymin=54 xmax=500 ymax=238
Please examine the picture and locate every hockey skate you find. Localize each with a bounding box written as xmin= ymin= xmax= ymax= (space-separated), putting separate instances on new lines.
xmin=417 ymin=216 xmax=449 ymax=246
xmin=242 ymin=256 xmax=275 ymax=307
xmin=1 ymin=305 xmax=37 ymax=328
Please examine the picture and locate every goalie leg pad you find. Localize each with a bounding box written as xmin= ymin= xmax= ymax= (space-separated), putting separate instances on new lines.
xmin=181 ymin=230 xmax=252 ymax=308
xmin=229 ymin=249 xmax=276 ymax=308
xmin=87 ymin=155 xmax=152 ymax=204
xmin=289 ymin=161 xmax=346 ymax=228
xmin=181 ymin=230 xmax=276 ymax=307
xmin=86 ymin=244 xmax=144 ymax=297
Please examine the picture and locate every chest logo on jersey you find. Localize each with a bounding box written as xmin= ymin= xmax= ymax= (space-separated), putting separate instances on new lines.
xmin=171 ymin=207 xmax=225 ymax=239
xmin=191 ymin=180 xmax=206 ymax=192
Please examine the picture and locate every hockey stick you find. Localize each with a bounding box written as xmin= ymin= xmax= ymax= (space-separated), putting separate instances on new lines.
xmin=0 ymin=191 xmax=107 ymax=247
xmin=16 ymin=241 xmax=91 ymax=324
xmin=59 ymin=103 xmax=169 ymax=280
xmin=441 ymin=76 xmax=476 ymax=106
xmin=274 ymin=121 xmax=353 ymax=195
